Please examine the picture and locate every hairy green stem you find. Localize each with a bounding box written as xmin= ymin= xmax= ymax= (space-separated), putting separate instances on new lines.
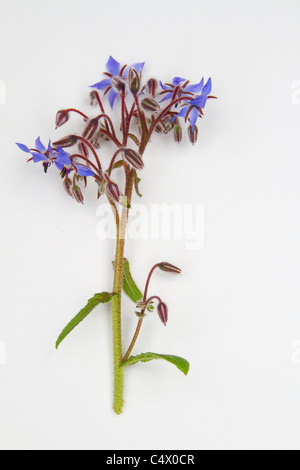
xmin=111 ymin=169 xmax=135 ymax=414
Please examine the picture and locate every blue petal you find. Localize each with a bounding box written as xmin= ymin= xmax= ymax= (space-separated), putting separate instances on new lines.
xmin=172 ymin=77 xmax=186 ymax=85
xmin=159 ymin=92 xmax=173 ymax=103
xmin=35 ymin=137 xmax=47 ymax=153
xmin=123 ymin=62 xmax=145 ymax=78
xmin=89 ymin=78 xmax=111 ymax=90
xmin=31 ymin=152 xmax=48 ymax=163
xmin=131 ymin=62 xmax=145 ymax=73
xmin=16 ymin=142 xmax=30 ymax=153
xmin=56 ymin=148 xmax=71 ymax=165
xmin=55 ymin=161 xmax=64 ymax=171
xmin=189 ymin=107 xmax=199 ymax=130
xmin=106 ymin=56 xmax=120 ymax=76
xmin=108 ymin=88 xmax=118 ymax=109
xmin=185 ymin=78 xmax=204 ymax=93
xmin=171 ymin=105 xmax=189 ymax=123
xmin=76 ymin=164 xmax=94 ymax=176
xmin=176 ymin=106 xmax=189 ymax=118
xmin=202 ymin=77 xmax=212 ymax=96
xmin=191 ymin=95 xmax=208 ymax=108
xmin=160 ymin=81 xmax=170 ymax=91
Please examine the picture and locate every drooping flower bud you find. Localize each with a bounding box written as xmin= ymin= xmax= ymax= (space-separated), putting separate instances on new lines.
xmin=141 ymin=97 xmax=160 ymax=112
xmin=72 ymin=184 xmax=84 ymax=204
xmin=146 ymin=78 xmax=158 ymax=97
xmin=173 ymin=125 xmax=182 ymax=143
xmin=63 ymin=175 xmax=73 ymax=198
xmin=187 ymin=125 xmax=198 ymax=145
xmin=154 ymin=122 xmax=164 ymax=133
xmin=55 ymin=110 xmax=69 ymax=129
xmin=123 ymin=149 xmax=144 ymax=170
xmin=128 ymin=68 xmax=141 ymax=96
xmin=90 ymin=90 xmax=99 ymax=106
xmin=53 ymin=135 xmax=79 ymax=148
xmin=158 ymin=262 xmax=182 ymax=275
xmin=157 ymin=301 xmax=168 ymax=326
xmin=83 ymin=118 xmax=99 ymax=140
xmin=106 ymin=181 xmax=120 ymax=203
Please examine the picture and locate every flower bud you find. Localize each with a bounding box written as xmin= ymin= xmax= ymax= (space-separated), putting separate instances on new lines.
xmin=157 ymin=301 xmax=168 ymax=326
xmin=83 ymin=118 xmax=99 ymax=140
xmin=55 ymin=110 xmax=69 ymax=129
xmin=53 ymin=135 xmax=79 ymax=148
xmin=173 ymin=125 xmax=182 ymax=143
xmin=72 ymin=184 xmax=84 ymax=204
xmin=106 ymin=181 xmax=120 ymax=203
xmin=187 ymin=125 xmax=198 ymax=145
xmin=90 ymin=90 xmax=99 ymax=106
xmin=123 ymin=149 xmax=144 ymax=170
xmin=146 ymin=78 xmax=158 ymax=97
xmin=158 ymin=262 xmax=182 ymax=274
xmin=154 ymin=122 xmax=164 ymax=133
xmin=141 ymin=97 xmax=160 ymax=112
xmin=128 ymin=68 xmax=141 ymax=96
xmin=63 ymin=175 xmax=73 ymax=198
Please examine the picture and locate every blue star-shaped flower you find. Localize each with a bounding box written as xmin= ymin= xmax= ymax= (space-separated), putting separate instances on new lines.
xmin=159 ymin=77 xmax=204 ymax=103
xmin=16 ymin=138 xmax=94 ymax=176
xmin=89 ymin=56 xmax=145 ymax=109
xmin=173 ymin=78 xmax=212 ymax=130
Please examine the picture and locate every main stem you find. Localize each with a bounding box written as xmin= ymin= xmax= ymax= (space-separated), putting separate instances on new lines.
xmin=111 ymin=169 xmax=135 ymax=414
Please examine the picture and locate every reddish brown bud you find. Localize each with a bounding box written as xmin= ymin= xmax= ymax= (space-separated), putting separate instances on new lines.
xmin=187 ymin=125 xmax=198 ymax=145
xmin=55 ymin=110 xmax=69 ymax=129
xmin=90 ymin=90 xmax=99 ymax=106
xmin=157 ymin=301 xmax=168 ymax=326
xmin=106 ymin=181 xmax=120 ymax=203
xmin=72 ymin=185 xmax=84 ymax=204
xmin=128 ymin=68 xmax=141 ymax=96
xmin=141 ymin=97 xmax=160 ymax=112
xmin=63 ymin=176 xmax=73 ymax=198
xmin=154 ymin=122 xmax=164 ymax=133
xmin=83 ymin=118 xmax=99 ymax=140
xmin=124 ymin=149 xmax=144 ymax=170
xmin=53 ymin=135 xmax=79 ymax=148
xmin=173 ymin=125 xmax=182 ymax=143
xmin=146 ymin=78 xmax=158 ymax=97
xmin=158 ymin=262 xmax=182 ymax=274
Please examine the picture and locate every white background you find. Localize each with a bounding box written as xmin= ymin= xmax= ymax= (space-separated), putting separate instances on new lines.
xmin=0 ymin=0 xmax=300 ymax=451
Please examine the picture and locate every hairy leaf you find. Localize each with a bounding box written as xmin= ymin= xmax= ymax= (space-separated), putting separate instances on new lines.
xmin=121 ymin=352 xmax=190 ymax=375
xmin=122 ymin=258 xmax=143 ymax=303
xmin=112 ymin=258 xmax=143 ymax=303
xmin=56 ymin=292 xmax=115 ymax=349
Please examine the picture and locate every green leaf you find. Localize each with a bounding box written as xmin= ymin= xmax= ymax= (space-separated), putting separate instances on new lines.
xmin=121 ymin=352 xmax=190 ymax=375
xmin=112 ymin=160 xmax=124 ymax=169
xmin=122 ymin=258 xmax=143 ymax=303
xmin=56 ymin=292 xmax=115 ymax=349
xmin=112 ymin=258 xmax=143 ymax=303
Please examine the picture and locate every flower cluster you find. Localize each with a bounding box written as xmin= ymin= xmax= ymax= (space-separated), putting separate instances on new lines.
xmin=16 ymin=56 xmax=215 ymax=205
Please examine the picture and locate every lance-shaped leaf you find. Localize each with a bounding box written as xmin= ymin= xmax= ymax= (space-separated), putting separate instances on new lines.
xmin=121 ymin=352 xmax=190 ymax=375
xmin=112 ymin=258 xmax=143 ymax=303
xmin=56 ymin=292 xmax=115 ymax=349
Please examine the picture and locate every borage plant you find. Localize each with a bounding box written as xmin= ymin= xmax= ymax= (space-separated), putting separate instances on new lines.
xmin=16 ymin=56 xmax=216 ymax=414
